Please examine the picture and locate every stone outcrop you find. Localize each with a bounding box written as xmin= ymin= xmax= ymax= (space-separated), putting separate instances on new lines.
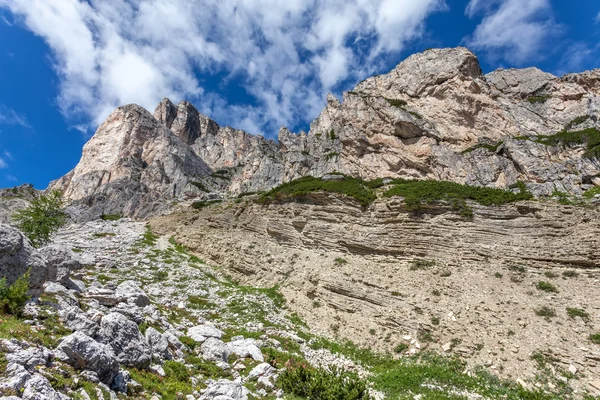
xmin=51 ymin=47 xmax=600 ymax=217
xmin=0 ymin=224 xmax=48 ymax=291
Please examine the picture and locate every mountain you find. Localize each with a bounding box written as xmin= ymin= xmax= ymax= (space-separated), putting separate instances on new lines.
xmin=51 ymin=47 xmax=600 ymax=219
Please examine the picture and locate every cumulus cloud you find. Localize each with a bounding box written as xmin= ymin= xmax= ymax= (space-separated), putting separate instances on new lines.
xmin=0 ymin=105 xmax=29 ymax=127
xmin=0 ymin=0 xmax=445 ymax=136
xmin=464 ymin=0 xmax=558 ymax=65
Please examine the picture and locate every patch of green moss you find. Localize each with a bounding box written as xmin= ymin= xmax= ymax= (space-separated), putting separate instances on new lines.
xmin=526 ymin=95 xmax=550 ymax=104
xmin=536 ymin=128 xmax=600 ymax=159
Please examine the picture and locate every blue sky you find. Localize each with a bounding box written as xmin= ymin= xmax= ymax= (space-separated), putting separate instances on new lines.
xmin=0 ymin=0 xmax=598 ymax=189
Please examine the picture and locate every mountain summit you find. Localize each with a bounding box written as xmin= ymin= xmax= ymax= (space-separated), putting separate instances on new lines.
xmin=51 ymin=47 xmax=600 ymax=218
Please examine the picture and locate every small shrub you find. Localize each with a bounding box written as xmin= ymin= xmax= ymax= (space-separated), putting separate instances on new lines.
xmin=190 ymin=181 xmax=208 ymax=192
xmin=431 ymin=289 xmax=441 ymax=297
xmin=100 ymin=213 xmax=122 ymax=221
xmin=536 ymin=281 xmax=558 ymax=293
xmin=369 ymin=328 xmax=376 ymax=335
xmin=277 ymin=363 xmax=372 ymax=400
xmin=417 ymin=329 xmax=434 ymax=343
xmin=71 ymin=247 xmax=83 ymax=253
xmin=385 ymin=98 xmax=407 ymax=108
xmin=508 ymin=265 xmax=526 ymax=273
xmin=566 ymin=307 xmax=589 ymax=320
xmin=526 ymin=95 xmax=550 ymax=104
xmin=153 ymin=271 xmax=168 ymax=281
xmin=13 ymin=190 xmax=67 ymax=247
xmin=325 ymin=152 xmax=340 ymax=160
xmin=258 ymin=175 xmax=376 ymax=207
xmin=409 ymin=259 xmax=436 ymax=270
xmin=565 ymin=115 xmax=590 ymax=130
xmin=543 ymin=271 xmax=558 ymax=279
xmin=334 ymin=257 xmax=347 ymax=265
xmin=536 ymin=128 xmax=600 ymax=159
xmin=394 ymin=343 xmax=409 ymax=353
xmin=431 ymin=316 xmax=440 ymax=325
xmin=93 ymin=232 xmax=115 ymax=238
xmin=583 ymin=186 xmax=600 ymax=199
xmin=191 ymin=200 xmax=222 ymax=210
xmin=589 ymin=333 xmax=600 ymax=344
xmin=494 ymin=272 xmax=503 ymax=278
xmin=0 ymin=270 xmax=30 ymax=315
xmin=179 ymin=335 xmax=197 ymax=350
xmin=535 ymin=306 xmax=557 ymax=318
xmin=562 ymin=270 xmax=579 ymax=278
xmin=328 ymin=129 xmax=338 ymax=140
xmin=312 ymin=301 xmax=322 ymax=308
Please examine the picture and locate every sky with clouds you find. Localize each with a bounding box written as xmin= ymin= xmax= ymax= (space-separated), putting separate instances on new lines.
xmin=0 ymin=0 xmax=598 ymax=188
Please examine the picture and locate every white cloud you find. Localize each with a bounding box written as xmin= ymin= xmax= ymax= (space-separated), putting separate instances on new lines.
xmin=0 ymin=157 xmax=6 ymax=169
xmin=0 ymin=106 xmax=29 ymax=127
xmin=5 ymin=174 xmax=18 ymax=182
xmin=464 ymin=0 xmax=557 ymax=65
xmin=596 ymin=12 xmax=600 ymax=23
xmin=0 ymin=0 xmax=444 ymax=135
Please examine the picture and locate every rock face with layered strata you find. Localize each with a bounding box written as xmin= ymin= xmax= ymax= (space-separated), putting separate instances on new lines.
xmin=52 ymin=47 xmax=600 ymax=217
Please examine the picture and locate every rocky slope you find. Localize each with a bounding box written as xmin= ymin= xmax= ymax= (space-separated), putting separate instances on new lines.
xmin=149 ymin=190 xmax=600 ymax=395
xmin=51 ymin=47 xmax=600 ymax=219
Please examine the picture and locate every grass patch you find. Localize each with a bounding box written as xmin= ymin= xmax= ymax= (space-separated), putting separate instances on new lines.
xmin=536 ymin=128 xmax=600 ymax=159
xmin=258 ymin=175 xmax=376 ymax=207
xmin=562 ymin=270 xmax=579 ymax=278
xmin=100 ymin=213 xmax=122 ymax=221
xmin=190 ymin=181 xmax=208 ymax=192
xmin=385 ymin=98 xmax=407 ymax=108
xmin=543 ymin=271 xmax=558 ymax=279
xmin=384 ymin=179 xmax=532 ymax=215
xmin=589 ymin=333 xmax=600 ymax=344
xmin=535 ymin=306 xmax=557 ymax=318
xmin=526 ymin=95 xmax=550 ymax=104
xmin=153 ymin=270 xmax=168 ymax=281
xmin=583 ymin=186 xmax=600 ymax=199
xmin=565 ymin=115 xmax=590 ymax=131
xmin=325 ymin=151 xmax=340 ymax=160
xmin=71 ymin=247 xmax=83 ymax=253
xmin=566 ymin=307 xmax=589 ymax=321
xmin=128 ymin=363 xmax=193 ymax=400
xmin=334 ymin=257 xmax=347 ymax=265
xmin=536 ymin=281 xmax=558 ymax=293
xmin=191 ymin=200 xmax=222 ymax=210
xmin=409 ymin=259 xmax=436 ymax=270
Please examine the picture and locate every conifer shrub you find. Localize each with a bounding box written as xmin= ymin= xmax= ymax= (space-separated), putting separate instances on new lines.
xmin=0 ymin=270 xmax=30 ymax=315
xmin=277 ymin=362 xmax=371 ymax=400
xmin=13 ymin=190 xmax=67 ymax=247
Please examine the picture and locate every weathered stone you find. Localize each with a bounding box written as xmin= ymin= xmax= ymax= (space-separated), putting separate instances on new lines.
xmin=227 ymin=338 xmax=263 ymax=362
xmin=0 ymin=224 xmax=47 ymax=291
xmin=200 ymin=338 xmax=231 ymax=363
xmin=145 ymin=327 xmax=171 ymax=361
xmin=55 ymin=331 xmax=119 ymax=384
xmin=198 ymin=378 xmax=249 ymax=400
xmin=114 ymin=280 xmax=151 ymax=307
xmin=97 ymin=312 xmax=152 ymax=369
xmin=38 ymin=244 xmax=83 ymax=284
xmin=187 ymin=324 xmax=224 ymax=343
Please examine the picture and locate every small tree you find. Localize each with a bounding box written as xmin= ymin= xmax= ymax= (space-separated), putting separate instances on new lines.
xmin=13 ymin=190 xmax=67 ymax=247
xmin=0 ymin=270 xmax=30 ymax=315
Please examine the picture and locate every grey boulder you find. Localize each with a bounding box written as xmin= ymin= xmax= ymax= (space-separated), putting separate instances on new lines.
xmin=97 ymin=312 xmax=152 ymax=369
xmin=115 ymin=280 xmax=151 ymax=307
xmin=54 ymin=331 xmax=119 ymax=385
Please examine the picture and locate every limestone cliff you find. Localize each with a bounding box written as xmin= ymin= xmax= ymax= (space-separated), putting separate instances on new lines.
xmin=53 ymin=47 xmax=600 ymax=217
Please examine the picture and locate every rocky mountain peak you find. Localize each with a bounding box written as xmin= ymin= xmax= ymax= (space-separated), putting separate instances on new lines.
xmin=50 ymin=46 xmax=599 ymax=219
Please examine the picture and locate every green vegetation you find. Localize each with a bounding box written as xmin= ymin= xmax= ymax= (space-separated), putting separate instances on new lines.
xmin=310 ymin=337 xmax=558 ymax=400
xmin=153 ymin=270 xmax=168 ymax=281
xmin=191 ymin=200 xmax=222 ymax=210
xmin=565 ymin=115 xmax=590 ymax=131
xmin=138 ymin=226 xmax=159 ymax=246
xmin=328 ymin=129 xmax=338 ymax=140
xmin=566 ymin=307 xmax=589 ymax=321
xmin=536 ymin=281 xmax=558 ymax=293
xmin=385 ymin=98 xmax=407 ymax=108
xmin=0 ymin=270 xmax=30 ymax=315
xmin=589 ymin=333 xmax=600 ymax=344
xmin=508 ymin=265 xmax=526 ymax=273
xmin=129 ymin=362 xmax=193 ymax=400
xmin=494 ymin=272 xmax=503 ymax=278
xmin=543 ymin=271 xmax=558 ymax=279
xmin=13 ymin=190 xmax=67 ymax=247
xmin=258 ymin=175 xmax=376 ymax=207
xmin=408 ymin=110 xmax=423 ymax=119
xmin=92 ymin=232 xmax=116 ymax=238
xmin=100 ymin=213 xmax=122 ymax=221
xmin=583 ymin=186 xmax=600 ymax=199
xmin=190 ymin=181 xmax=208 ymax=192
xmin=535 ymin=306 xmax=557 ymax=318
xmin=562 ymin=270 xmax=579 ymax=278
xmin=325 ymin=151 xmax=340 ymax=160
xmin=277 ymin=363 xmax=371 ymax=400
xmin=334 ymin=257 xmax=347 ymax=265
xmin=383 ymin=179 xmax=532 ymax=215
xmin=536 ymin=128 xmax=600 ymax=159
xmin=410 ymin=259 xmax=436 ymax=270
xmin=526 ymin=95 xmax=550 ymax=104
xmin=461 ymin=141 xmax=504 ymax=154
xmin=394 ymin=343 xmax=409 ymax=353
